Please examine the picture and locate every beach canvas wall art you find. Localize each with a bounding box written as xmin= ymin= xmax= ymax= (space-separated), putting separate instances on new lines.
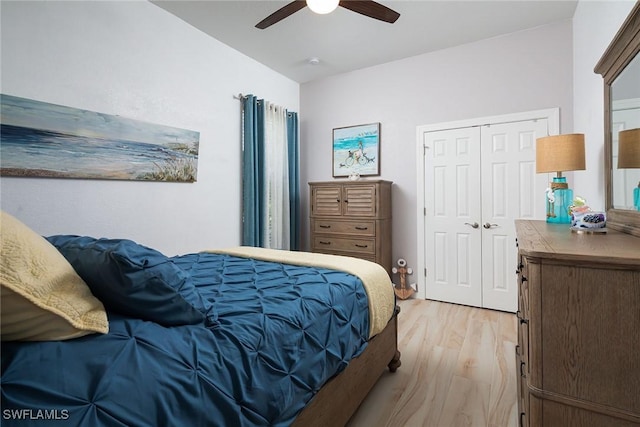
xmin=0 ymin=94 xmax=200 ymax=182
xmin=332 ymin=123 xmax=380 ymax=177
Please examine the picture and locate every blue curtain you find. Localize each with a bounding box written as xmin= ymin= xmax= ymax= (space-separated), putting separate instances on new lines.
xmin=242 ymin=95 xmax=265 ymax=247
xmin=242 ymin=95 xmax=300 ymax=249
xmin=287 ymin=112 xmax=300 ymax=250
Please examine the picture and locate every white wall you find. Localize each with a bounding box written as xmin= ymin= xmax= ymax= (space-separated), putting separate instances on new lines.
xmin=300 ymin=20 xmax=574 ymax=273
xmin=572 ymin=0 xmax=637 ymax=208
xmin=0 ymin=0 xmax=299 ymax=255
xmin=2 ymin=0 xmax=634 ymax=266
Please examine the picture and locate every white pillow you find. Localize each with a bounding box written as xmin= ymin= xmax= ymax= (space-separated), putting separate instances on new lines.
xmin=0 ymin=211 xmax=108 ymax=341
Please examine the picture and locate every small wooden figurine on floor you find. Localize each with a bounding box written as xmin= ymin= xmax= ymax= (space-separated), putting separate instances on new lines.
xmin=392 ymin=258 xmax=416 ymax=300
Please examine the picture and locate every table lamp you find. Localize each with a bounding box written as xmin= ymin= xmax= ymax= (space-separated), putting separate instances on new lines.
xmin=536 ymin=134 xmax=586 ymax=223
xmin=617 ymin=128 xmax=640 ymax=211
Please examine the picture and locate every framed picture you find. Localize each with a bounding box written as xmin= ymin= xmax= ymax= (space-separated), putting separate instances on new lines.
xmin=0 ymin=94 xmax=199 ymax=182
xmin=332 ymin=122 xmax=380 ymax=177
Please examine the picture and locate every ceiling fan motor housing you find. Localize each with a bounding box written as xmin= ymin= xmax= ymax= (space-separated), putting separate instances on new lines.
xmin=255 ymin=0 xmax=400 ymax=29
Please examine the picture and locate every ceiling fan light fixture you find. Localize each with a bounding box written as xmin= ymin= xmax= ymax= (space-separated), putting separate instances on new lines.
xmin=306 ymin=0 xmax=339 ymax=15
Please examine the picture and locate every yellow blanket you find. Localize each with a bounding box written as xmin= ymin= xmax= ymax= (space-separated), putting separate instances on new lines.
xmin=207 ymin=247 xmax=395 ymax=338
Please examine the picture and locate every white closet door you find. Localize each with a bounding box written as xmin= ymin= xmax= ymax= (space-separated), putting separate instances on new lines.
xmin=479 ymin=119 xmax=549 ymax=312
xmin=424 ymin=127 xmax=482 ymax=307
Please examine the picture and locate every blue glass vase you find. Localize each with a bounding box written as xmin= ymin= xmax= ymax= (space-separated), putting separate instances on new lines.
xmin=634 ymin=184 xmax=640 ymax=211
xmin=546 ymin=177 xmax=572 ymax=224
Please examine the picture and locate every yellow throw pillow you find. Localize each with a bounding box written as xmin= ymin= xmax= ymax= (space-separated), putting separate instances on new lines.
xmin=0 ymin=211 xmax=108 ymax=341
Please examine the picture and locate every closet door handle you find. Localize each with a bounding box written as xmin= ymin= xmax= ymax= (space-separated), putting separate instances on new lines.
xmin=483 ymin=222 xmax=499 ymax=229
xmin=464 ymin=222 xmax=479 ymax=229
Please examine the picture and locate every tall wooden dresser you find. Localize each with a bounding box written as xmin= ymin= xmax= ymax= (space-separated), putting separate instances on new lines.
xmin=515 ymin=220 xmax=640 ymax=427
xmin=309 ymin=180 xmax=392 ymax=274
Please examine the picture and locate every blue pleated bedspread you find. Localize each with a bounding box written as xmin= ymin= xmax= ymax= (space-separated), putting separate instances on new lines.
xmin=1 ymin=252 xmax=370 ymax=426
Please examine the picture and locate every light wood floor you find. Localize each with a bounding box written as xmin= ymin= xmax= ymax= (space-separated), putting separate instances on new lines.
xmin=347 ymin=298 xmax=518 ymax=427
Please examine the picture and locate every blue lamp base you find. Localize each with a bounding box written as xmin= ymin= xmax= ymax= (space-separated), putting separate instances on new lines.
xmin=546 ymin=177 xmax=572 ymax=224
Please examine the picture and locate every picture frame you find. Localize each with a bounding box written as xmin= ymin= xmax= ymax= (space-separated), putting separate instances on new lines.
xmin=332 ymin=122 xmax=380 ymax=177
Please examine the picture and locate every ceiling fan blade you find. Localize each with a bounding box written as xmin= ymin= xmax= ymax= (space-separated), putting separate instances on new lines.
xmin=339 ymin=0 xmax=400 ymax=23
xmin=256 ymin=0 xmax=307 ymax=29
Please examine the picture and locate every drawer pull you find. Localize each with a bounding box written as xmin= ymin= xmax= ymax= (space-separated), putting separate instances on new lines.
xmin=319 ymin=225 xmax=331 ymax=229
xmin=520 ymin=361 xmax=527 ymax=378
xmin=515 ymin=344 xmax=520 ymax=356
xmin=516 ymin=311 xmax=529 ymax=325
xmin=519 ymin=412 xmax=526 ymax=427
xmin=355 ymin=226 xmax=368 ymax=230
xmin=355 ymin=244 xmax=368 ymax=248
xmin=516 ymin=263 xmax=524 ymax=274
xmin=319 ymin=241 xmax=331 ymax=245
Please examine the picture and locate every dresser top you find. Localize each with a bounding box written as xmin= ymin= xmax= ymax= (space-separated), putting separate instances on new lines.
xmin=515 ymin=220 xmax=640 ymax=267
xmin=308 ymin=179 xmax=392 ymax=185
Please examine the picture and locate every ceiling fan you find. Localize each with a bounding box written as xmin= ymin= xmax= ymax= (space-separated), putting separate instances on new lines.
xmin=256 ymin=0 xmax=400 ymax=29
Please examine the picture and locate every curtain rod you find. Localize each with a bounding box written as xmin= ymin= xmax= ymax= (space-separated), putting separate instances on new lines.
xmin=234 ymin=93 xmax=295 ymax=116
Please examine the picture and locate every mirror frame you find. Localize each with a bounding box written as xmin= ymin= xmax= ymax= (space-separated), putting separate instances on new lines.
xmin=594 ymin=2 xmax=640 ymax=237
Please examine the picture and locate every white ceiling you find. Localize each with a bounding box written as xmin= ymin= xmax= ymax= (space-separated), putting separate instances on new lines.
xmin=152 ymin=0 xmax=578 ymax=83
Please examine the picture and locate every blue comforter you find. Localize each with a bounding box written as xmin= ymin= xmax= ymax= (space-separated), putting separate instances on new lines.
xmin=1 ymin=249 xmax=370 ymax=426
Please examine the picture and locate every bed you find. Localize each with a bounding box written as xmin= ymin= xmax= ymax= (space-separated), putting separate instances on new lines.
xmin=0 ymin=211 xmax=400 ymax=426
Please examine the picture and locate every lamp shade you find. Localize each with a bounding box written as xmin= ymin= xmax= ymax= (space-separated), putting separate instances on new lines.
xmin=536 ymin=134 xmax=586 ymax=173
xmin=617 ymin=128 xmax=640 ymax=169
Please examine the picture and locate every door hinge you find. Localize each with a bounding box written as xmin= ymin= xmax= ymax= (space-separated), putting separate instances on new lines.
xmin=424 ymin=268 xmax=427 ymax=277
xmin=424 ymin=207 xmax=427 ymax=216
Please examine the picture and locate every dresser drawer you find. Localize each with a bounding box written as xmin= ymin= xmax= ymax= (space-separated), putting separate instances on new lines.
xmin=312 ymin=219 xmax=376 ymax=237
xmin=312 ymin=236 xmax=376 ymax=255
xmin=517 ymin=256 xmax=530 ymax=378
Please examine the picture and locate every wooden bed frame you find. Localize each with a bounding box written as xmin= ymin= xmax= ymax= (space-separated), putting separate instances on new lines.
xmin=292 ymin=305 xmax=401 ymax=427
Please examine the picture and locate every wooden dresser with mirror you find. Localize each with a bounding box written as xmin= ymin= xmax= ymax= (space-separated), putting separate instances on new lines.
xmin=515 ymin=3 xmax=640 ymax=426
